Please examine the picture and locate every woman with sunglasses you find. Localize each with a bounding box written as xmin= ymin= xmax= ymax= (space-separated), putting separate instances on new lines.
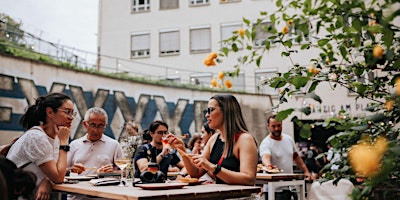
xmin=170 ymin=94 xmax=258 ymax=185
xmin=7 ymin=92 xmax=74 ymax=200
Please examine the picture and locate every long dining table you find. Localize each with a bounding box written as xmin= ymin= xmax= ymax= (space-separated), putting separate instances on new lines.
xmin=52 ymin=179 xmax=260 ymax=200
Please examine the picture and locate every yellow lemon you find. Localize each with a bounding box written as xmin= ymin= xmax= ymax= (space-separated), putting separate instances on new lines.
xmin=374 ymin=136 xmax=388 ymax=155
xmin=287 ymin=20 xmax=293 ymax=26
xmin=237 ymin=28 xmax=245 ymax=37
xmin=395 ymin=78 xmax=400 ymax=95
xmin=384 ymin=100 xmax=394 ymax=111
xmin=349 ymin=143 xmax=381 ymax=177
xmin=210 ymin=78 xmax=218 ymax=87
xmin=224 ymin=79 xmax=233 ymax=89
xmin=282 ymin=25 xmax=289 ymax=34
xmin=218 ymin=71 xmax=225 ymax=80
xmin=373 ymin=45 xmax=384 ymax=58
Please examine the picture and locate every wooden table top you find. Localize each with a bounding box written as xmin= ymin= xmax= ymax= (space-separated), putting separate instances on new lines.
xmin=53 ymin=180 xmax=260 ymax=200
xmin=256 ymin=173 xmax=304 ymax=181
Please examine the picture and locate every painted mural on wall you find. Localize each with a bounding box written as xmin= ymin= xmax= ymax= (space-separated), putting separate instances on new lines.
xmin=0 ymin=73 xmax=209 ymax=141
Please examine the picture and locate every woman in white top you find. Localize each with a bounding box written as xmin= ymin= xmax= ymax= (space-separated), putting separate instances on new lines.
xmin=7 ymin=92 xmax=75 ymax=200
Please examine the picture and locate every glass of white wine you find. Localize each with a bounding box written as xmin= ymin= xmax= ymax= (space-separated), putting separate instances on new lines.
xmin=114 ymin=156 xmax=130 ymax=187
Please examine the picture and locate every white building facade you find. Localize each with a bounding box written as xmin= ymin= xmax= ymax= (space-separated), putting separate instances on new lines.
xmin=97 ymin=0 xmax=374 ymax=138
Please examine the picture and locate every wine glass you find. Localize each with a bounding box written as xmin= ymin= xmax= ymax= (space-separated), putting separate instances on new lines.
xmin=162 ymin=135 xmax=174 ymax=154
xmin=114 ymin=156 xmax=130 ymax=186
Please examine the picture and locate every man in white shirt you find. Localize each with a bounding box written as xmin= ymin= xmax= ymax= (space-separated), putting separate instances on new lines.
xmin=259 ymin=114 xmax=311 ymax=200
xmin=67 ymin=107 xmax=123 ymax=200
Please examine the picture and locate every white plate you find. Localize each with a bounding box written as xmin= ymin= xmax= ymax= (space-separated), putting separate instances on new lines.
xmin=65 ymin=176 xmax=94 ymax=181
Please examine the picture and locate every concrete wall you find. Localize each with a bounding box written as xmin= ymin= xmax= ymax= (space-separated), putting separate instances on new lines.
xmin=0 ymin=54 xmax=273 ymax=145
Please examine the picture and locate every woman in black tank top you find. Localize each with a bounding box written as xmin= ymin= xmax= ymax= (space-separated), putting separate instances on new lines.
xmin=170 ymin=94 xmax=258 ymax=185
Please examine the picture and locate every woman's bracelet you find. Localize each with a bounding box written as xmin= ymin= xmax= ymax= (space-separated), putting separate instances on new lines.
xmin=213 ymin=164 xmax=222 ymax=175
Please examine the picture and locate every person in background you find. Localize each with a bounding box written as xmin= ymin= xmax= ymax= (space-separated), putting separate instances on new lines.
xmin=186 ymin=133 xmax=202 ymax=154
xmin=124 ymin=120 xmax=139 ymax=137
xmin=0 ymin=156 xmax=37 ymax=200
xmin=304 ymin=143 xmax=320 ymax=180
xmin=141 ymin=129 xmax=152 ymax=145
xmin=201 ymin=122 xmax=216 ymax=149
xmin=134 ymin=120 xmax=186 ymax=178
xmin=7 ymin=92 xmax=74 ymax=200
xmin=68 ymin=107 xmax=123 ymax=176
xmin=170 ymin=94 xmax=258 ymax=185
xmin=259 ymin=114 xmax=311 ymax=200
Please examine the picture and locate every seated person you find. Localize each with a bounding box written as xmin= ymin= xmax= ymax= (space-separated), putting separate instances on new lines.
xmin=68 ymin=107 xmax=123 ymax=176
xmin=134 ymin=120 xmax=186 ymax=179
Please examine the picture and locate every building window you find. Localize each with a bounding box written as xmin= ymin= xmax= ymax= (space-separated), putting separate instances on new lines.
xmin=229 ymin=73 xmax=245 ymax=91
xmin=221 ymin=22 xmax=242 ymax=49
xmin=190 ymin=26 xmax=211 ymax=53
xmin=220 ymin=0 xmax=241 ymax=3
xmin=255 ymin=68 xmax=279 ymax=95
xmin=254 ymin=21 xmax=275 ymax=48
xmin=348 ymin=71 xmax=374 ymax=95
xmin=160 ymin=29 xmax=180 ymax=56
xmin=160 ymin=0 xmax=179 ymax=10
xmin=189 ymin=0 xmax=209 ymax=6
xmin=131 ymin=33 xmax=150 ymax=58
xmin=132 ymin=0 xmax=150 ymax=12
xmin=190 ymin=73 xmax=213 ymax=86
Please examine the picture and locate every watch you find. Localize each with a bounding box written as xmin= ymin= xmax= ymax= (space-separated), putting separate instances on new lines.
xmin=59 ymin=145 xmax=70 ymax=152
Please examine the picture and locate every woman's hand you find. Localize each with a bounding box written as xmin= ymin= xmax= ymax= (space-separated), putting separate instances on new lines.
xmin=191 ymin=154 xmax=214 ymax=172
xmin=35 ymin=178 xmax=53 ymax=200
xmin=167 ymin=134 xmax=186 ymax=152
xmin=54 ymin=124 xmax=70 ymax=145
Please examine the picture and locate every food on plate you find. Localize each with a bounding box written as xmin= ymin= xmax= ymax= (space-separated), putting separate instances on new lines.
xmin=176 ymin=176 xmax=199 ymax=183
xmin=257 ymin=164 xmax=282 ymax=173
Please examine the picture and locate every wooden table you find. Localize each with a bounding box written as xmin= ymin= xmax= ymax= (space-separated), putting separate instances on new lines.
xmin=256 ymin=173 xmax=305 ymax=200
xmin=53 ymin=180 xmax=260 ymax=200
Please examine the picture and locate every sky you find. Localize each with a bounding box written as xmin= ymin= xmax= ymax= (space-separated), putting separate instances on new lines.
xmin=0 ymin=0 xmax=98 ymax=53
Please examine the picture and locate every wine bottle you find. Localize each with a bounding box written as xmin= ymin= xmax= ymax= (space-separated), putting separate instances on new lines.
xmin=147 ymin=146 xmax=159 ymax=174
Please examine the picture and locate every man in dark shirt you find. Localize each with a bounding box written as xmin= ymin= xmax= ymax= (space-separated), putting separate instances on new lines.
xmin=134 ymin=120 xmax=185 ymax=178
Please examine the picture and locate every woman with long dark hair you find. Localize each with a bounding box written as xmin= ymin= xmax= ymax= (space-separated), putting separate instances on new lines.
xmin=170 ymin=94 xmax=258 ymax=185
xmin=7 ymin=92 xmax=75 ymax=199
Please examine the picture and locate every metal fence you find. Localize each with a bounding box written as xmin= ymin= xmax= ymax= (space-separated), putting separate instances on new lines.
xmin=0 ymin=19 xmax=255 ymax=92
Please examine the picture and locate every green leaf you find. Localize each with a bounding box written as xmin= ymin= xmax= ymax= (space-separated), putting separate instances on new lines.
xmin=300 ymin=124 xmax=312 ymax=138
xmin=365 ymin=113 xmax=386 ymax=122
xmin=243 ymin=18 xmax=250 ymax=25
xmin=281 ymin=51 xmax=290 ymax=57
xmin=351 ymin=125 xmax=367 ymax=131
xmin=317 ymin=39 xmax=329 ymax=47
xmin=291 ymin=76 xmax=309 ymax=89
xmin=232 ymin=43 xmax=238 ymax=52
xmin=275 ymin=108 xmax=295 ymax=121
xmin=383 ymin=29 xmax=394 ymax=47
xmin=301 ymin=43 xmax=310 ymax=50
xmin=308 ymin=81 xmax=318 ymax=93
xmin=306 ymin=92 xmax=322 ymax=103
xmin=298 ymin=107 xmax=311 ymax=115
xmin=222 ymin=47 xmax=229 ymax=56
xmin=270 ymin=77 xmax=287 ymax=88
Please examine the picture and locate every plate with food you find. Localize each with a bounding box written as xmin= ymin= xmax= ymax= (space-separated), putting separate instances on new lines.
xmin=175 ymin=177 xmax=206 ymax=186
xmin=65 ymin=175 xmax=94 ymax=181
xmin=257 ymin=164 xmax=283 ymax=173
xmin=136 ymin=182 xmax=188 ymax=190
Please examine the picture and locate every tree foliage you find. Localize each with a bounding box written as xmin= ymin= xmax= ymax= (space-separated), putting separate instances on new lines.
xmin=219 ymin=0 xmax=400 ymax=198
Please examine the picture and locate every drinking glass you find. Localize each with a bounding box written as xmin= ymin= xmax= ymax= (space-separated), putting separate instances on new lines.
xmin=114 ymin=155 xmax=130 ymax=186
xmin=162 ymin=135 xmax=174 ymax=154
